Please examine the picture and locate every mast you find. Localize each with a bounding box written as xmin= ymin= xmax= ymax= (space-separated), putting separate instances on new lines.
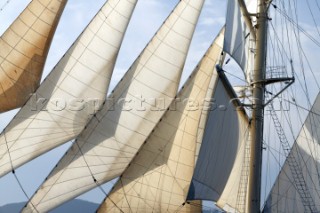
xmin=247 ymin=0 xmax=268 ymax=212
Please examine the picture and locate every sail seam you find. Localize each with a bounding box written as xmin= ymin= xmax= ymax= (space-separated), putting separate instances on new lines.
xmin=3 ymin=130 xmax=40 ymax=213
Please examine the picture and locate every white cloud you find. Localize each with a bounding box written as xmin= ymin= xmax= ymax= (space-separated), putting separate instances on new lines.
xmin=200 ymin=17 xmax=225 ymax=26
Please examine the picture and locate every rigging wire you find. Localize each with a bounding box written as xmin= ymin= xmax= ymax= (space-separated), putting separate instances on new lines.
xmin=73 ymin=139 xmax=108 ymax=196
xmin=272 ymin=3 xmax=320 ymax=48
xmin=119 ymin=178 xmax=132 ymax=213
xmin=0 ymin=0 xmax=11 ymax=12
xmin=263 ymin=0 xmax=320 ymax=210
xmin=306 ymin=0 xmax=320 ymax=39
xmin=3 ymin=130 xmax=39 ymax=213
xmin=262 ymin=143 xmax=309 ymax=210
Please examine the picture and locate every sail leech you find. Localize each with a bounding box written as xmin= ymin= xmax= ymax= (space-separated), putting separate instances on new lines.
xmin=22 ymin=0 xmax=206 ymax=212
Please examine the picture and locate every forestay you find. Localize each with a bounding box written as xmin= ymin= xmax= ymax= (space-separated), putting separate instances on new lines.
xmin=96 ymin=29 xmax=225 ymax=213
xmin=23 ymin=0 xmax=205 ymax=212
xmin=0 ymin=0 xmax=67 ymax=112
xmin=0 ymin=0 xmax=137 ymax=177
xmin=224 ymin=0 xmax=256 ymax=83
xmin=264 ymin=93 xmax=320 ymax=213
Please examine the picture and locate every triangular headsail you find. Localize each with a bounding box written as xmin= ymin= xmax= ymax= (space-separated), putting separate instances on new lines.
xmin=22 ymin=0 xmax=206 ymax=212
xmin=0 ymin=0 xmax=138 ymax=177
xmin=263 ymin=93 xmax=320 ymax=213
xmin=187 ymin=69 xmax=250 ymax=204
xmin=97 ymin=28 xmax=225 ymax=213
xmin=224 ymin=0 xmax=256 ymax=83
xmin=0 ymin=0 xmax=67 ymax=112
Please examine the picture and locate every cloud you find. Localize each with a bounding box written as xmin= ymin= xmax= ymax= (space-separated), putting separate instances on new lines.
xmin=200 ymin=17 xmax=225 ymax=26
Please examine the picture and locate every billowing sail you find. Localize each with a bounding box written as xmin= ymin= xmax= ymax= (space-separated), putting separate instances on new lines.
xmin=23 ymin=0 xmax=205 ymax=212
xmin=0 ymin=0 xmax=138 ymax=177
xmin=224 ymin=0 xmax=256 ymax=82
xmin=263 ymin=93 xmax=320 ymax=213
xmin=96 ymin=29 xmax=225 ymax=213
xmin=216 ymin=128 xmax=250 ymax=212
xmin=0 ymin=0 xmax=67 ymax=112
xmin=187 ymin=71 xmax=249 ymax=202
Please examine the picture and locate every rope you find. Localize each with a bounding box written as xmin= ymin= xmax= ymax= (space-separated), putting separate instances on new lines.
xmin=0 ymin=0 xmax=11 ymax=12
xmin=3 ymin=130 xmax=39 ymax=213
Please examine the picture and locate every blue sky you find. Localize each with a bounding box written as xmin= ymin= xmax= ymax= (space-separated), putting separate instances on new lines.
xmin=1 ymin=0 xmax=320 ymax=210
xmin=0 ymin=0 xmax=227 ymax=207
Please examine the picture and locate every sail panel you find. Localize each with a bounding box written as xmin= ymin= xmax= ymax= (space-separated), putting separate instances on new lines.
xmin=97 ymin=30 xmax=224 ymax=213
xmin=0 ymin=0 xmax=68 ymax=112
xmin=263 ymin=93 xmax=320 ymax=213
xmin=216 ymin=127 xmax=249 ymax=212
xmin=23 ymin=0 xmax=205 ymax=212
xmin=0 ymin=0 xmax=138 ymax=177
xmin=224 ymin=0 xmax=256 ymax=82
xmin=187 ymin=73 xmax=249 ymax=202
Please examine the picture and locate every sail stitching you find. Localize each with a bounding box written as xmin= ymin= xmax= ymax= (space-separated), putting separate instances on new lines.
xmin=235 ymin=123 xmax=251 ymax=212
xmin=120 ymin=178 xmax=133 ymax=212
xmin=100 ymin=111 xmax=190 ymax=210
xmin=3 ymin=129 xmax=40 ymax=212
xmin=269 ymin=103 xmax=318 ymax=212
xmin=0 ymin=0 xmax=130 ymax=172
xmin=165 ymin=114 xmax=192 ymax=211
xmin=103 ymin=81 xmax=207 ymax=211
xmin=99 ymin=32 xmax=222 ymax=211
xmin=264 ymin=143 xmax=308 ymax=210
xmin=105 ymin=58 xmax=216 ymax=211
xmin=24 ymin=0 xmax=205 ymax=210
xmin=280 ymin=91 xmax=320 ymax=207
xmin=0 ymin=0 xmax=67 ymax=111
xmin=22 ymin=0 xmax=129 ymax=208
xmin=0 ymin=0 xmax=55 ymax=69
xmin=20 ymin=0 xmax=128 ymax=146
xmin=82 ymin=0 xmax=196 ymax=128
xmin=55 ymin=1 xmax=200 ymax=204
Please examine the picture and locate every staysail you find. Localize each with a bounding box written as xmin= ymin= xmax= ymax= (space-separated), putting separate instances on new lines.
xmin=187 ymin=69 xmax=250 ymax=204
xmin=0 ymin=0 xmax=67 ymax=112
xmin=224 ymin=0 xmax=256 ymax=83
xmin=0 ymin=0 xmax=137 ymax=177
xmin=23 ymin=0 xmax=205 ymax=212
xmin=263 ymin=93 xmax=320 ymax=212
xmin=96 ymin=28 xmax=225 ymax=213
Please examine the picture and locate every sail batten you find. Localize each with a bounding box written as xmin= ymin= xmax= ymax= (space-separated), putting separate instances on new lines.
xmin=23 ymin=0 xmax=205 ymax=212
xmin=0 ymin=0 xmax=68 ymax=112
xmin=0 ymin=0 xmax=138 ymax=178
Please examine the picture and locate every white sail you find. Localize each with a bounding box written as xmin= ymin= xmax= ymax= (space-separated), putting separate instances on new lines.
xmin=187 ymin=72 xmax=249 ymax=202
xmin=224 ymin=0 xmax=256 ymax=82
xmin=216 ymin=128 xmax=250 ymax=212
xmin=0 ymin=0 xmax=67 ymax=112
xmin=23 ymin=0 xmax=205 ymax=212
xmin=0 ymin=0 xmax=137 ymax=177
xmin=264 ymin=93 xmax=320 ymax=212
xmin=96 ymin=29 xmax=225 ymax=213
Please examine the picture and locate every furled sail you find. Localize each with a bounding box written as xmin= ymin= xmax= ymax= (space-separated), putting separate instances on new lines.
xmin=0 ymin=0 xmax=138 ymax=177
xmin=263 ymin=93 xmax=320 ymax=213
xmin=187 ymin=70 xmax=250 ymax=202
xmin=224 ymin=0 xmax=256 ymax=82
xmin=0 ymin=0 xmax=67 ymax=112
xmin=23 ymin=0 xmax=205 ymax=212
xmin=96 ymin=29 xmax=225 ymax=213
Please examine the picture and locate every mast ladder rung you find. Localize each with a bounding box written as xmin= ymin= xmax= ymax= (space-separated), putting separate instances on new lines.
xmin=269 ymin=104 xmax=318 ymax=212
xmin=236 ymin=128 xmax=251 ymax=212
